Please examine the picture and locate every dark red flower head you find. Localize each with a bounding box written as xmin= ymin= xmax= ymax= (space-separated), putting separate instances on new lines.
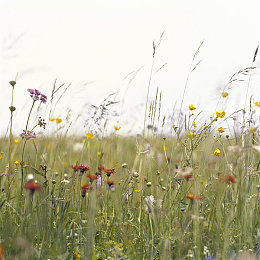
xmin=81 ymin=184 xmax=93 ymax=197
xmin=186 ymin=194 xmax=203 ymax=201
xmin=219 ymin=174 xmax=236 ymax=184
xmin=24 ymin=180 xmax=41 ymax=195
xmin=78 ymin=165 xmax=90 ymax=175
xmin=105 ymin=168 xmax=116 ymax=177
xmin=87 ymin=174 xmax=98 ymax=182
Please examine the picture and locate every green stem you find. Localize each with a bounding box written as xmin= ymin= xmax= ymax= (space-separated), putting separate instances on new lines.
xmin=21 ymin=100 xmax=36 ymax=193
xmin=7 ymin=85 xmax=15 ymax=199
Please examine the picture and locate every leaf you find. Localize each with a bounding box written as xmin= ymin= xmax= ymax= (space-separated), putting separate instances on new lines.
xmin=30 ymin=166 xmax=45 ymax=177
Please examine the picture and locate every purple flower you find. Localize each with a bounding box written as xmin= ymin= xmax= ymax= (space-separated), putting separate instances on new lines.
xmin=97 ymin=175 xmax=101 ymax=187
xmin=27 ymin=89 xmax=47 ymax=103
xmin=0 ymin=172 xmax=8 ymax=177
xmin=40 ymin=94 xmax=47 ymax=104
xmin=20 ymin=130 xmax=36 ymax=140
xmin=38 ymin=117 xmax=46 ymax=129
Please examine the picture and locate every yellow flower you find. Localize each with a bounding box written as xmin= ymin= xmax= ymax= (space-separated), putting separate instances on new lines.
xmin=255 ymin=102 xmax=260 ymax=107
xmin=49 ymin=117 xmax=56 ymax=122
xmin=0 ymin=155 xmax=2 ymax=160
xmin=74 ymin=251 xmax=81 ymax=258
xmin=135 ymin=189 xmax=141 ymax=193
xmin=192 ymin=121 xmax=197 ymax=128
xmin=189 ymin=104 xmax=196 ymax=111
xmin=214 ymin=148 xmax=221 ymax=156
xmin=97 ymin=152 xmax=103 ymax=158
xmin=86 ymin=133 xmax=94 ymax=139
xmin=163 ymin=145 xmax=168 ymax=151
xmin=56 ymin=118 xmax=62 ymax=124
xmin=14 ymin=160 xmax=19 ymax=166
xmin=218 ymin=127 xmax=225 ymax=133
xmin=216 ymin=110 xmax=225 ymax=118
xmin=249 ymin=127 xmax=257 ymax=134
xmin=188 ymin=132 xmax=194 ymax=139
xmin=13 ymin=139 xmax=19 ymax=144
xmin=114 ymin=125 xmax=121 ymax=131
xmin=221 ymin=92 xmax=228 ymax=98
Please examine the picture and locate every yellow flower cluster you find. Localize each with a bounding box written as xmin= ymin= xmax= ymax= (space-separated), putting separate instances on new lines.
xmin=189 ymin=104 xmax=196 ymax=111
xmin=49 ymin=117 xmax=62 ymax=124
xmin=114 ymin=125 xmax=121 ymax=131
xmin=221 ymin=92 xmax=228 ymax=98
xmin=249 ymin=127 xmax=257 ymax=134
xmin=86 ymin=133 xmax=94 ymax=139
xmin=188 ymin=132 xmax=194 ymax=139
xmin=218 ymin=127 xmax=225 ymax=133
xmin=216 ymin=110 xmax=225 ymax=118
xmin=214 ymin=148 xmax=221 ymax=156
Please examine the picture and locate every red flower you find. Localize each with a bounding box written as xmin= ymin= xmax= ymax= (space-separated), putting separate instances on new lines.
xmin=105 ymin=168 xmax=116 ymax=177
xmin=87 ymin=174 xmax=98 ymax=183
xmin=186 ymin=194 xmax=203 ymax=201
xmin=81 ymin=184 xmax=92 ymax=197
xmin=24 ymin=180 xmax=41 ymax=195
xmin=98 ymin=165 xmax=105 ymax=172
xmin=184 ymin=174 xmax=192 ymax=181
xmin=219 ymin=174 xmax=236 ymax=184
xmin=107 ymin=180 xmax=115 ymax=190
xmin=71 ymin=165 xmax=79 ymax=172
xmin=78 ymin=165 xmax=90 ymax=175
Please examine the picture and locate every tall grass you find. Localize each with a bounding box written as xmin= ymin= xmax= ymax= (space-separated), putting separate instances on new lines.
xmin=0 ymin=46 xmax=260 ymax=259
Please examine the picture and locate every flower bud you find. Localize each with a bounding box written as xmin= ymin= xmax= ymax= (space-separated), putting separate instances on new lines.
xmin=9 ymin=106 xmax=16 ymax=112
xmin=9 ymin=81 xmax=16 ymax=87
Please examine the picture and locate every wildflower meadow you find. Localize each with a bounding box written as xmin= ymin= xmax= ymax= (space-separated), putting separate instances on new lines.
xmin=0 ymin=45 xmax=260 ymax=260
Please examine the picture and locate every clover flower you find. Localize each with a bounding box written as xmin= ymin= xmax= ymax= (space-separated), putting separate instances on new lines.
xmin=20 ymin=130 xmax=36 ymax=140
xmin=144 ymin=195 xmax=155 ymax=213
xmin=27 ymin=89 xmax=47 ymax=103
xmin=0 ymin=172 xmax=8 ymax=177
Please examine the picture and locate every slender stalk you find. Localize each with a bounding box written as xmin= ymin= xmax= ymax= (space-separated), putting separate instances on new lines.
xmin=21 ymin=100 xmax=36 ymax=193
xmin=144 ymin=44 xmax=156 ymax=135
xmin=7 ymin=82 xmax=16 ymax=199
xmin=8 ymin=85 xmax=15 ymax=174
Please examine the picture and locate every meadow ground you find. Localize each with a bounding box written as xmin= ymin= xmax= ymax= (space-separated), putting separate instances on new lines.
xmin=0 ymin=71 xmax=260 ymax=260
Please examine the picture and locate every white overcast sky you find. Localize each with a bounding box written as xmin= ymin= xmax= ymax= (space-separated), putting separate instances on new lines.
xmin=1 ymin=0 xmax=260 ymax=136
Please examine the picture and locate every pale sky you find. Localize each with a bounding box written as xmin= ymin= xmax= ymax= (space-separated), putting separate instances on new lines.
xmin=1 ymin=0 xmax=260 ymax=136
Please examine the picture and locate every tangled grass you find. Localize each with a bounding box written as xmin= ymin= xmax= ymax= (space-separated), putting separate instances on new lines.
xmin=0 ymin=46 xmax=260 ymax=259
